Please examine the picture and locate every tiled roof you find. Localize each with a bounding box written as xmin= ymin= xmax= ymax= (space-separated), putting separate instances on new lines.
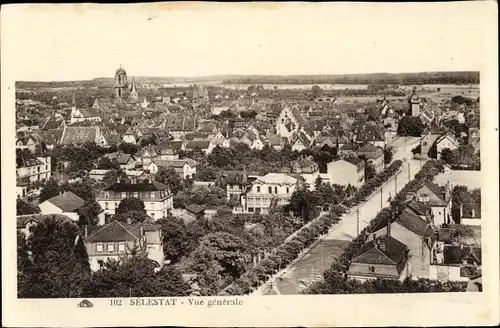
xmin=154 ymin=160 xmax=188 ymax=169
xmin=225 ymin=170 xmax=248 ymax=184
xmin=61 ymin=126 xmax=97 ymax=145
xmin=255 ymin=173 xmax=297 ymax=185
xmin=16 ymin=150 xmax=44 ymax=167
xmin=46 ymin=191 xmax=85 ymax=212
xmin=42 ymin=116 xmax=65 ymax=130
xmin=85 ymin=220 xmax=140 ymax=243
xmin=185 ymin=203 xmax=206 ymax=214
xmin=442 ymin=245 xmax=482 ymax=265
xmin=185 ymin=140 xmax=210 ymax=150
xmin=166 ymin=115 xmax=196 ymax=131
xmin=352 ymin=235 xmax=408 ymax=274
xmin=344 ymin=157 xmax=363 ymax=166
xmin=372 ymin=207 xmax=435 ymax=239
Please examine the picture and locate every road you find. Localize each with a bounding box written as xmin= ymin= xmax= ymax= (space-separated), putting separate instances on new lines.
xmin=259 ymin=137 xmax=423 ymax=295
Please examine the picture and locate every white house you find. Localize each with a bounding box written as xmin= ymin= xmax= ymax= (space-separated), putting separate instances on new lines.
xmin=245 ymin=173 xmax=298 ymax=214
xmin=435 ymin=134 xmax=460 ymax=159
xmin=326 ymin=158 xmax=365 ymax=188
xmin=122 ymin=128 xmax=137 ymax=145
xmin=38 ymin=191 xmax=87 ymax=222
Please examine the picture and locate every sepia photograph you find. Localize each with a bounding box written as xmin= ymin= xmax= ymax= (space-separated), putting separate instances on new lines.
xmin=2 ymin=2 xmax=498 ymax=327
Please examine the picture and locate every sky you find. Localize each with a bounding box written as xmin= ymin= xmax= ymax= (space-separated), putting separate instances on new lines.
xmin=1 ymin=2 xmax=496 ymax=81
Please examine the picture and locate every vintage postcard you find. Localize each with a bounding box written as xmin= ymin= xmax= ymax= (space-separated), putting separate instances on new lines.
xmin=1 ymin=2 xmax=499 ymax=327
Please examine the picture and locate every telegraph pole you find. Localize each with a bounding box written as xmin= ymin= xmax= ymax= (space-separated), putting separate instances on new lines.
xmin=407 ymin=162 xmax=410 ymax=181
xmin=380 ymin=186 xmax=383 ymax=209
xmin=395 ymin=173 xmax=398 ymax=194
xmin=356 ymin=209 xmax=360 ymax=236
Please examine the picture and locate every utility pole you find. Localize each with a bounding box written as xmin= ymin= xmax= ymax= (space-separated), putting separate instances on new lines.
xmin=395 ymin=173 xmax=398 ymax=194
xmin=407 ymin=162 xmax=410 ymax=181
xmin=380 ymin=186 xmax=383 ymax=209
xmin=356 ymin=209 xmax=360 ymax=236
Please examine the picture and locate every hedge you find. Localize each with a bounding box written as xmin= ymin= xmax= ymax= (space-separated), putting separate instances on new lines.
xmin=220 ymin=160 xmax=404 ymax=295
xmin=303 ymin=159 xmax=449 ymax=294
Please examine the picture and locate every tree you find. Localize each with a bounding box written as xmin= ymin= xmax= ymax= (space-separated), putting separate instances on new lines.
xmin=440 ymin=148 xmax=454 ymax=164
xmin=287 ymin=187 xmax=320 ymax=222
xmin=314 ymin=175 xmax=323 ymax=191
xmin=39 ymin=178 xmax=61 ymax=203
xmin=61 ymin=179 xmax=96 ymax=202
xmin=116 ymin=197 xmax=145 ymax=215
xmin=153 ymin=265 xmax=191 ymax=296
xmin=365 ymin=162 xmax=376 ymax=180
xmin=397 ymin=116 xmax=426 ymax=137
xmin=119 ymin=142 xmax=138 ymax=155
xmin=156 ymin=217 xmax=189 ymax=264
xmin=383 ymin=147 xmax=394 ymax=165
xmin=19 ymin=216 xmax=92 ymax=298
xmin=113 ymin=210 xmax=149 ymax=224
xmin=451 ymin=185 xmax=472 ymax=223
xmin=102 ymin=169 xmax=128 ymax=187
xmin=78 ymin=199 xmax=102 ymax=231
xmin=97 ymin=157 xmax=120 ymax=170
xmin=155 ymin=167 xmax=183 ymax=194
xmin=311 ymin=85 xmax=322 ymax=97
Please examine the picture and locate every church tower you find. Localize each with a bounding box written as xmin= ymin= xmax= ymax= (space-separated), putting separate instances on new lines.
xmin=408 ymin=87 xmax=421 ymax=116
xmin=129 ymin=77 xmax=139 ymax=102
xmin=114 ymin=65 xmax=128 ymax=99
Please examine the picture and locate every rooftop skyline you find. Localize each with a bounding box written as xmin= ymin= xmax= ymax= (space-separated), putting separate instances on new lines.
xmin=1 ymin=2 xmax=494 ymax=81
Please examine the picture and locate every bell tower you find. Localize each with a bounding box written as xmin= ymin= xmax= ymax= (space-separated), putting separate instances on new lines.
xmin=114 ymin=65 xmax=128 ymax=99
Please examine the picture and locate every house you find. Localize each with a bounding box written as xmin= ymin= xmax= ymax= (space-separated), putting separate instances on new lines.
xmin=165 ymin=115 xmax=196 ymax=140
xmin=137 ymin=146 xmax=158 ymax=168
xmin=338 ymin=143 xmax=357 ymax=158
xmin=246 ymin=173 xmax=298 ymax=214
xmin=97 ymin=178 xmax=173 ymax=223
xmin=106 ymin=152 xmax=139 ymax=170
xmin=419 ymin=124 xmax=442 ymax=159
xmin=410 ymin=181 xmax=452 ymax=226
xmin=16 ymin=150 xmax=52 ymax=183
xmin=122 ymin=128 xmax=137 ymax=145
xmin=459 ymin=203 xmax=481 ymax=226
xmin=276 ymin=106 xmax=309 ymax=141
xmin=357 ymin=143 xmax=384 ymax=174
xmin=84 ymin=220 xmax=164 ymax=272
xmin=430 ymin=244 xmax=481 ymax=282
xmin=40 ymin=129 xmax=63 ymax=149
xmin=149 ymin=159 xmax=196 ymax=179
xmin=289 ymin=158 xmax=320 ymax=188
xmin=88 ymin=169 xmax=111 ymax=181
xmin=156 ymin=143 xmax=180 ymax=160
xmin=185 ymin=204 xmax=206 ymax=221
xmin=467 ymin=274 xmax=482 ymax=292
xmin=355 ymin=123 xmax=386 ymax=148
xmin=225 ymin=170 xmax=252 ymax=212
xmin=325 ymin=157 xmax=365 ymax=188
xmin=347 ymin=235 xmax=410 ymax=282
xmin=267 ymin=134 xmax=287 ymax=151
xmin=60 ymin=126 xmax=101 ymax=146
xmin=15 ymin=134 xmax=38 ymax=153
xmin=184 ymin=140 xmax=214 ymax=155
xmin=38 ymin=191 xmax=86 ymax=222
xmin=368 ymin=206 xmax=436 ymax=279
xmin=435 ymin=133 xmax=460 ymax=159
xmin=70 ymin=96 xmax=102 ymax=125
xmin=41 ymin=115 xmax=66 ymax=131
xmin=291 ymin=132 xmax=310 ymax=152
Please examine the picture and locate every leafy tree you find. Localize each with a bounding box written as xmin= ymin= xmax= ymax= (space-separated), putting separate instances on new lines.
xmin=311 ymin=85 xmax=322 ymax=97
xmin=397 ymin=116 xmax=426 ymax=137
xmin=19 ymin=216 xmax=91 ymax=298
xmin=383 ymin=146 xmax=394 ymax=165
xmin=186 ymin=245 xmax=223 ymax=296
xmin=119 ymin=142 xmax=138 ymax=155
xmin=61 ymin=179 xmax=96 ymax=202
xmin=116 ymin=197 xmax=146 ymax=215
xmin=153 ymin=265 xmax=191 ymax=296
xmin=287 ymin=187 xmax=320 ymax=222
xmin=113 ymin=211 xmax=149 ymax=225
xmin=314 ymin=175 xmax=323 ymax=191
xmin=155 ymin=167 xmax=182 ymax=194
xmin=102 ymin=169 xmax=128 ymax=187
xmin=39 ymin=178 xmax=60 ymax=203
xmin=440 ymin=148 xmax=454 ymax=164
xmin=78 ymin=199 xmax=102 ymax=231
xmin=365 ymin=162 xmax=376 ymax=180
xmin=451 ymin=185 xmax=472 ymax=223
xmin=156 ymin=217 xmax=189 ymax=264
xmin=97 ymin=157 xmax=120 ymax=170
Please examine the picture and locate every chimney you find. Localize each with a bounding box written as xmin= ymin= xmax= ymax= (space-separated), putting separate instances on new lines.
xmin=127 ymin=218 xmax=132 ymax=225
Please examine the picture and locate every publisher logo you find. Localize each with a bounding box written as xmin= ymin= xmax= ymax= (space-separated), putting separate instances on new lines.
xmin=77 ymin=299 xmax=94 ymax=308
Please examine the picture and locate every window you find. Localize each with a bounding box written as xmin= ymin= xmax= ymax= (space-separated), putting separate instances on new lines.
xmin=268 ymin=187 xmax=272 ymax=194
xmin=118 ymin=243 xmax=125 ymax=252
xmin=96 ymin=243 xmax=103 ymax=253
xmin=150 ymin=192 xmax=156 ymax=199
xmin=286 ymin=187 xmax=290 ymax=194
xmin=105 ymin=192 xmax=110 ymax=199
xmin=151 ymin=213 xmax=155 ymax=217
xmin=256 ymin=186 xmax=261 ymax=193
xmin=45 ymin=165 xmax=48 ymax=170
xmin=275 ymin=187 xmax=278 ymax=194
xmin=423 ymin=142 xmax=427 ymax=146
xmin=104 ymin=202 xmax=109 ymax=210
xmin=369 ymin=266 xmax=376 ymax=273
xmin=107 ymin=243 xmax=114 ymax=253
xmin=133 ymin=192 xmax=138 ymax=198
xmin=121 ymin=192 xmax=126 ymax=199
xmin=248 ymin=207 xmax=254 ymax=212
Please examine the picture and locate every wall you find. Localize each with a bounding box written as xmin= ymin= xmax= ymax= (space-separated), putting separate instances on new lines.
xmin=460 ymin=218 xmax=481 ymax=226
xmin=347 ymin=263 xmax=404 ymax=281
xmin=39 ymin=201 xmax=63 ymax=216
xmin=429 ymin=265 xmax=469 ymax=282
xmin=390 ymin=223 xmax=431 ymax=279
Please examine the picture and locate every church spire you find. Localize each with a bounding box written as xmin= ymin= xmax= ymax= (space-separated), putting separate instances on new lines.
xmin=72 ymin=93 xmax=76 ymax=106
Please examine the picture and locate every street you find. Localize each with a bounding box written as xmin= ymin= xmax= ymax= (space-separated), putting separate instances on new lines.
xmin=259 ymin=137 xmax=423 ymax=295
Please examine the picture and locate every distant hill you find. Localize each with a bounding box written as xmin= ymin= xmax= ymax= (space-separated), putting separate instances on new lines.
xmin=16 ymin=71 xmax=479 ymax=89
